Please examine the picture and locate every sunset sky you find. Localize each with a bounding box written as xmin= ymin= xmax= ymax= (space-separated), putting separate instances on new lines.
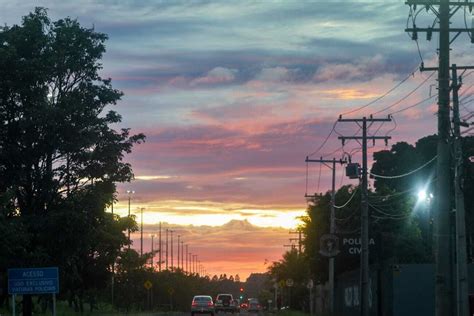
xmin=3 ymin=1 xmax=474 ymax=279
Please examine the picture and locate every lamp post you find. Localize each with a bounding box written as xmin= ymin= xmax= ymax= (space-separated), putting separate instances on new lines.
xmin=181 ymin=240 xmax=184 ymax=271
xmin=186 ymin=246 xmax=189 ymax=274
xmin=177 ymin=235 xmax=180 ymax=271
xmin=159 ymin=222 xmax=162 ymax=271
xmin=170 ymin=230 xmax=174 ymax=270
xmin=126 ymin=190 xmax=135 ymax=249
xmin=166 ymin=229 xmax=169 ymax=270
xmin=150 ymin=234 xmax=155 ymax=268
xmin=189 ymin=252 xmax=192 ymax=274
xmin=139 ymin=207 xmax=145 ymax=256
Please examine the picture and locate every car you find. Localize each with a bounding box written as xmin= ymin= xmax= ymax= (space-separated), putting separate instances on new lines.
xmin=214 ymin=294 xmax=236 ymax=314
xmin=191 ymin=295 xmax=215 ymax=316
xmin=247 ymin=298 xmax=262 ymax=313
xmin=232 ymin=298 xmax=240 ymax=313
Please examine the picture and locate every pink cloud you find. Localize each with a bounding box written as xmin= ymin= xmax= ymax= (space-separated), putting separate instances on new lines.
xmin=191 ymin=67 xmax=238 ymax=86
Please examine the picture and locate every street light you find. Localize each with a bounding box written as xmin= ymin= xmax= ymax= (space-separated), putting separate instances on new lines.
xmin=150 ymin=234 xmax=156 ymax=268
xmin=126 ymin=190 xmax=135 ymax=249
xmin=138 ymin=207 xmax=145 ymax=256
xmin=417 ymin=188 xmax=434 ymax=254
xmin=418 ymin=189 xmax=427 ymax=201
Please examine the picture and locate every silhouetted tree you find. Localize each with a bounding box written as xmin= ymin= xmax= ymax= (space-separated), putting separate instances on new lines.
xmin=0 ymin=8 xmax=144 ymax=314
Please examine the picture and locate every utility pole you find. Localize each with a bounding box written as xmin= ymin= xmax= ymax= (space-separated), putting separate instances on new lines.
xmin=151 ymin=234 xmax=155 ymax=268
xmin=159 ymin=222 xmax=162 ymax=272
xmin=289 ymin=230 xmax=303 ymax=254
xmin=194 ymin=255 xmax=198 ymax=274
xmin=452 ymin=64 xmax=469 ymax=316
xmin=189 ymin=252 xmax=192 ymax=274
xmin=305 ymin=157 xmax=346 ymax=314
xmin=166 ymin=229 xmax=169 ymax=270
xmin=140 ymin=208 xmax=144 ymax=257
xmin=405 ymin=2 xmax=474 ymax=314
xmin=178 ymin=235 xmax=180 ymax=270
xmin=181 ymin=241 xmax=184 ymax=271
xmin=186 ymin=245 xmax=189 ymax=274
xmin=170 ymin=230 xmax=174 ymax=270
xmin=126 ymin=190 xmax=135 ymax=249
xmin=283 ymin=244 xmax=297 ymax=251
xmin=338 ymin=115 xmax=391 ymax=316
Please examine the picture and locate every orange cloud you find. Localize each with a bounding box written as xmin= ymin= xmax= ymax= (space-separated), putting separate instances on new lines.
xmin=320 ymin=88 xmax=380 ymax=100
xmin=130 ymin=220 xmax=295 ymax=280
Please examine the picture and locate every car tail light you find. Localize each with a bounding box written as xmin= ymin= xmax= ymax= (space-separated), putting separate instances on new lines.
xmin=258 ymin=304 xmax=261 ymax=309
xmin=192 ymin=302 xmax=198 ymax=307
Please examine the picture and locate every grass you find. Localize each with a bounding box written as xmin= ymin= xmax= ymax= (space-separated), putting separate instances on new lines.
xmin=0 ymin=301 xmax=187 ymax=316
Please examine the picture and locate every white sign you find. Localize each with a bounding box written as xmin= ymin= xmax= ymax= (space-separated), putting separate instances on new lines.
xmin=307 ymin=279 xmax=314 ymax=289
xmin=342 ymin=237 xmax=376 ymax=255
xmin=286 ymin=279 xmax=294 ymax=287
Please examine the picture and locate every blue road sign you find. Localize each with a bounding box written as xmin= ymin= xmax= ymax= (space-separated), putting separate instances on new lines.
xmin=8 ymin=267 xmax=59 ymax=295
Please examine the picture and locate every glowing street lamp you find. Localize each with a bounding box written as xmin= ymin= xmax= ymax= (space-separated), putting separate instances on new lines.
xmin=418 ymin=189 xmax=427 ymax=201
xmin=417 ymin=188 xmax=434 ymax=254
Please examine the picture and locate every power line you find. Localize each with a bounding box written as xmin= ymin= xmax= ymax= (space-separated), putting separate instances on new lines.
xmin=334 ymin=208 xmax=359 ymax=222
xmin=340 ymin=66 xmax=419 ymax=116
xmin=373 ymin=71 xmax=436 ymax=115
xmin=369 ymin=155 xmax=437 ymax=179
xmin=334 ymin=187 xmax=359 ymax=209
xmin=307 ymin=120 xmax=338 ymax=157
xmin=369 ymin=203 xmax=411 ymax=219
xmin=389 ymin=94 xmax=437 ymax=115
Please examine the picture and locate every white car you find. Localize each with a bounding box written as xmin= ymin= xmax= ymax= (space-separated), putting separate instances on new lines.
xmin=191 ymin=295 xmax=215 ymax=316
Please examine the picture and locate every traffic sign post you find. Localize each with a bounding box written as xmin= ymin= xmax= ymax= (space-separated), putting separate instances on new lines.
xmin=144 ymin=280 xmax=153 ymax=310
xmin=286 ymin=279 xmax=293 ymax=309
xmin=8 ymin=267 xmax=59 ymax=316
xmin=307 ymin=280 xmax=314 ymax=316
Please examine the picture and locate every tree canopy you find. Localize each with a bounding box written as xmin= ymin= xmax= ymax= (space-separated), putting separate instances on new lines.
xmin=0 ymin=8 xmax=144 ymax=313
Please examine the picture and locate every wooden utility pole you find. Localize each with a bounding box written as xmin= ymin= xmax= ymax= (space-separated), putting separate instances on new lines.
xmin=405 ymin=2 xmax=474 ymax=314
xmin=452 ymin=64 xmax=469 ymax=316
xmin=177 ymin=235 xmax=181 ymax=270
xmin=166 ymin=228 xmax=169 ymax=270
xmin=159 ymin=222 xmax=162 ymax=271
xmin=181 ymin=241 xmax=184 ymax=271
xmin=305 ymin=157 xmax=346 ymax=314
xmin=338 ymin=116 xmax=391 ymax=316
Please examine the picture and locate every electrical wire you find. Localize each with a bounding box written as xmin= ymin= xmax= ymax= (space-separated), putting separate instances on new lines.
xmin=307 ymin=120 xmax=338 ymax=158
xmin=368 ymin=177 xmax=436 ymax=203
xmin=385 ymin=115 xmax=398 ymax=137
xmin=339 ymin=164 xmax=345 ymax=187
xmin=340 ymin=66 xmax=419 ymax=116
xmin=334 ymin=187 xmax=359 ymax=209
xmin=373 ymin=71 xmax=436 ymax=115
xmin=389 ymin=94 xmax=437 ymax=115
xmin=334 ymin=208 xmax=359 ymax=222
xmin=464 ymin=6 xmax=473 ymax=41
xmin=369 ymin=155 xmax=437 ymax=179
xmin=321 ymin=126 xmax=362 ymax=158
xmin=461 ymin=126 xmax=474 ymax=135
xmin=407 ymin=6 xmax=428 ymax=65
xmin=369 ymin=203 xmax=411 ymax=219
